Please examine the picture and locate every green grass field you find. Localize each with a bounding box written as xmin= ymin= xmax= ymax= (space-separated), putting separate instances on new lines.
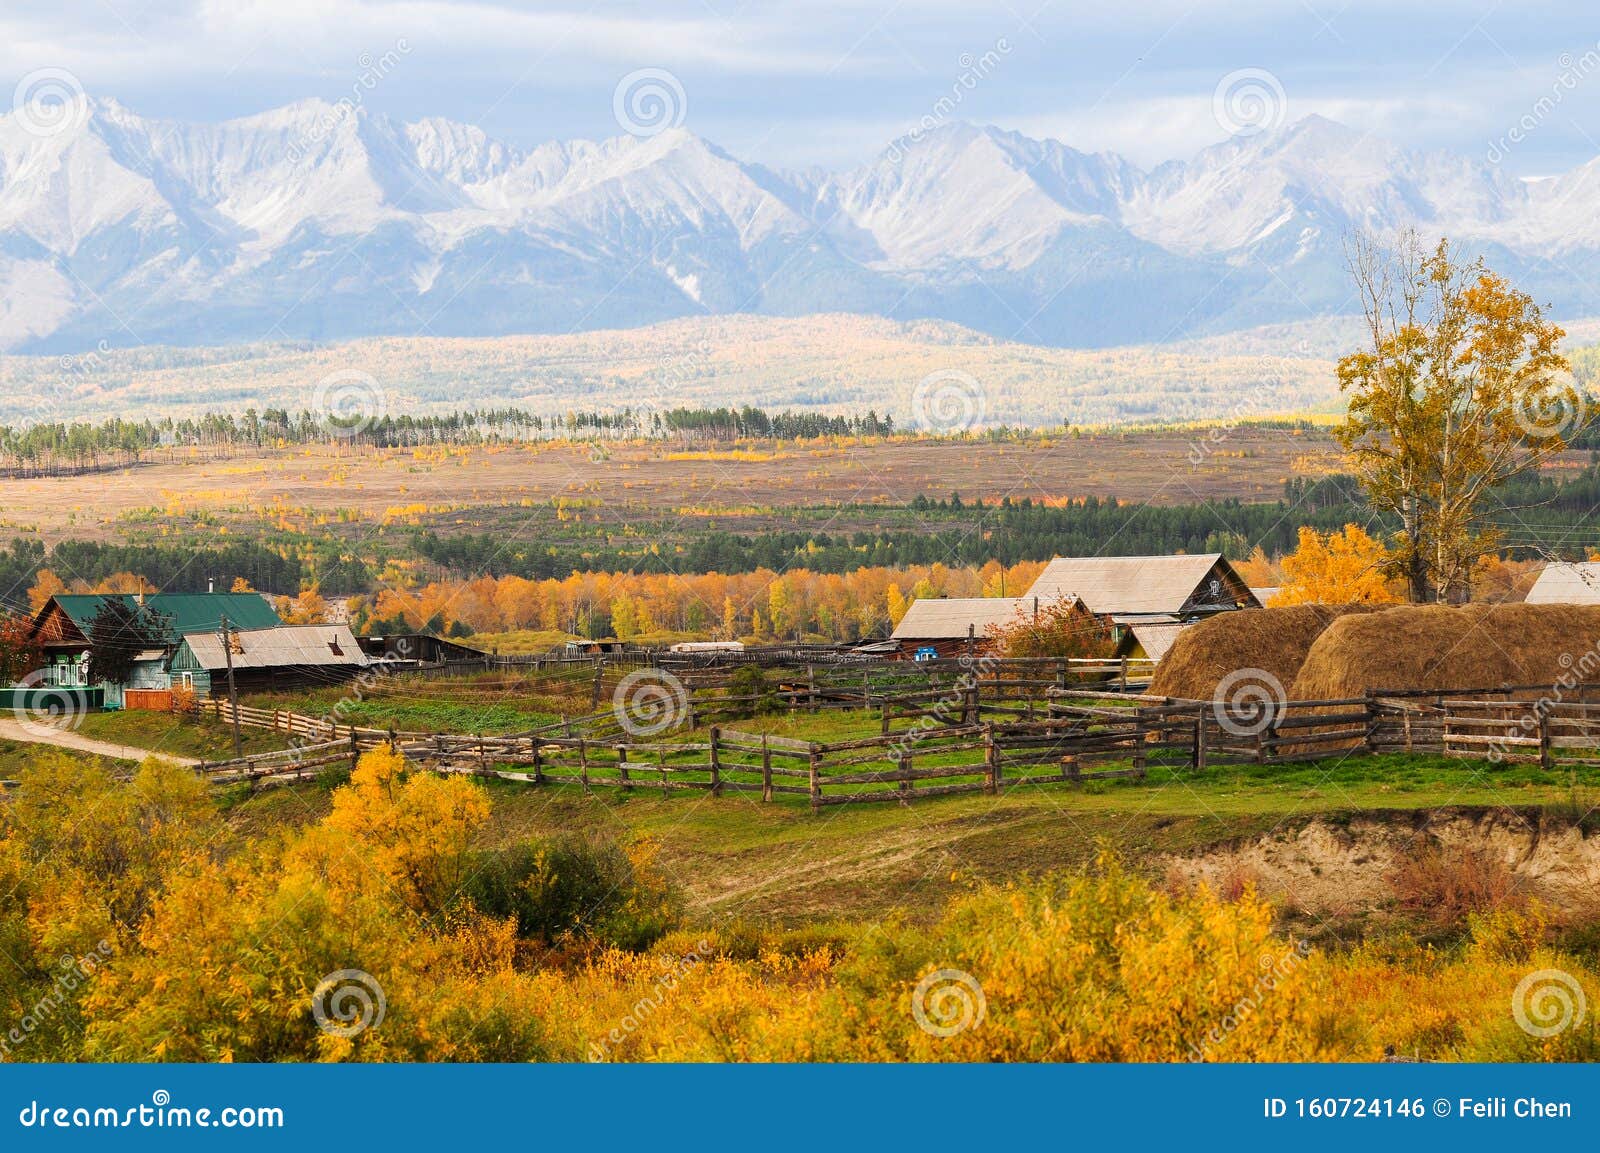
xmin=239 ymin=668 xmax=594 ymax=735
xmin=33 ymin=694 xmax=1593 ymax=931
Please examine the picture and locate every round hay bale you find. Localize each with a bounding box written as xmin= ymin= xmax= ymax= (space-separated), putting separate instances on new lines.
xmin=1149 ymin=605 xmax=1378 ymax=701
xmin=1289 ymin=603 xmax=1600 ymax=700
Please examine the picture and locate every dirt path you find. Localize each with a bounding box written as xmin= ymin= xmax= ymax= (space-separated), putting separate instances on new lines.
xmin=0 ymin=719 xmax=199 ymax=767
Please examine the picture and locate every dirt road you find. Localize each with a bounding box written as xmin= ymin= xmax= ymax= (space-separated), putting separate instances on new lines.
xmin=0 ymin=719 xmax=199 ymax=766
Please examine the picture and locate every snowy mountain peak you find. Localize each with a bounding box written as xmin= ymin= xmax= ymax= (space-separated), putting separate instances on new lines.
xmin=1 ymin=102 xmax=1599 ymax=354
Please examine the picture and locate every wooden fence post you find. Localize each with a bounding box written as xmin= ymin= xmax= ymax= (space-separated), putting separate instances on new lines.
xmin=984 ymin=723 xmax=998 ymax=794
xmin=531 ymin=739 xmax=543 ymax=785
xmin=348 ymin=730 xmax=359 ymax=776
xmin=709 ymin=726 xmax=722 ymax=796
xmin=617 ymin=745 xmax=631 ymax=791
xmin=808 ymin=745 xmax=821 ymax=814
xmin=578 ymin=738 xmax=589 ymax=791
xmin=1132 ymin=713 xmax=1147 ymax=780
xmin=897 ymin=751 xmax=911 ymax=807
xmin=589 ymin=667 xmax=604 ymax=713
xmin=1539 ymin=711 xmax=1553 ymax=771
xmin=761 ymin=735 xmax=773 ymax=803
xmin=1194 ymin=710 xmax=1208 ymax=772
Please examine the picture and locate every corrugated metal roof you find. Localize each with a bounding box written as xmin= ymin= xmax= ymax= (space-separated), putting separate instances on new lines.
xmin=180 ymin=624 xmax=369 ymax=670
xmin=47 ymin=592 xmax=282 ymax=641
xmin=1023 ymin=554 xmax=1254 ymax=615
xmin=891 ymin=597 xmax=1028 ymax=640
xmin=1525 ymin=562 xmax=1600 ymax=604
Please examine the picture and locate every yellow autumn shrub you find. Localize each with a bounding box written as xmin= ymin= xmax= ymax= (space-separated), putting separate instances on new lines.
xmin=5 ymin=745 xmax=1600 ymax=1064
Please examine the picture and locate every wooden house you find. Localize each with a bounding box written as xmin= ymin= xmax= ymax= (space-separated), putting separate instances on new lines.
xmin=172 ymin=624 xmax=369 ymax=694
xmin=888 ymin=597 xmax=1030 ymax=659
xmin=1022 ymin=553 xmax=1257 ymax=654
xmin=27 ymin=592 xmax=283 ymax=705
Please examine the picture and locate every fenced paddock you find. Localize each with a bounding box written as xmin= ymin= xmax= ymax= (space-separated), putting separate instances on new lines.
xmin=181 ymin=680 xmax=1600 ymax=811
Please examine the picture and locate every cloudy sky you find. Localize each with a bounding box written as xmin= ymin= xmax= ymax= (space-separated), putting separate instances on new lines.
xmin=3 ymin=0 xmax=1597 ymax=175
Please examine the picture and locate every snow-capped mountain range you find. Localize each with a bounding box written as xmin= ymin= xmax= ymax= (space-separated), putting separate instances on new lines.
xmin=3 ymin=97 xmax=1599 ymax=353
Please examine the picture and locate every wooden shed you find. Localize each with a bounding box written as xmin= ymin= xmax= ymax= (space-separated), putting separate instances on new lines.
xmin=172 ymin=624 xmax=369 ymax=694
xmin=889 ymin=597 xmax=1030 ymax=659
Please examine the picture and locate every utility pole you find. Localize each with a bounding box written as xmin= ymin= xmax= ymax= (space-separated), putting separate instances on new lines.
xmin=220 ymin=613 xmax=241 ymax=759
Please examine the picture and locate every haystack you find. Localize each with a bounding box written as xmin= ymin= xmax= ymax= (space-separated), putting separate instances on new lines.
xmin=1289 ymin=603 xmax=1600 ymax=700
xmin=1148 ymin=605 xmax=1378 ymax=701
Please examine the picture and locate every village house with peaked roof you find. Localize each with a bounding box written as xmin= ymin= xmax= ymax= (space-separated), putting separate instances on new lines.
xmin=172 ymin=624 xmax=369 ymax=694
xmin=27 ymin=591 xmax=284 ymax=706
xmin=1019 ymin=553 xmax=1258 ymax=661
xmin=889 ymin=596 xmax=1032 ymax=659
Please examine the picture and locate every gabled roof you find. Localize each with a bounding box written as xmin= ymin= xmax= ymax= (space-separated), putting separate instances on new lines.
xmin=1525 ymin=562 xmax=1600 ymax=605
xmin=1022 ymin=554 xmax=1257 ymax=616
xmin=41 ymin=592 xmax=282 ymax=644
xmin=1121 ymin=621 xmax=1188 ymax=662
xmin=891 ymin=597 xmax=1029 ymax=641
xmin=179 ymin=624 xmax=368 ymax=671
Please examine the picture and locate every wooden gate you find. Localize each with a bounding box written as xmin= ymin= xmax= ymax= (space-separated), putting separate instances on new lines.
xmin=123 ymin=689 xmax=173 ymax=711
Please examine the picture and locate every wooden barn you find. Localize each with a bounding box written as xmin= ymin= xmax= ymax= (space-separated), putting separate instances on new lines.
xmin=356 ymin=633 xmax=488 ymax=665
xmin=171 ymin=624 xmax=369 ymax=694
xmin=889 ymin=597 xmax=1029 ymax=659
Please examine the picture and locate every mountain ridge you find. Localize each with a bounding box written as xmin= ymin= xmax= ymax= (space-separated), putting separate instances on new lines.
xmin=3 ymin=98 xmax=1598 ymax=353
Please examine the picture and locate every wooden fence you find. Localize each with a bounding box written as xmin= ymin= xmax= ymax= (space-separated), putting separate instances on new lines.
xmin=188 ymin=683 xmax=1600 ymax=810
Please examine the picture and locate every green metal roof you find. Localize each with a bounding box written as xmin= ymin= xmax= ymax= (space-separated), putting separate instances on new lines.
xmin=48 ymin=592 xmax=282 ymax=643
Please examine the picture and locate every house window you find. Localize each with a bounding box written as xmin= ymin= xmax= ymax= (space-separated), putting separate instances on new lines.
xmin=180 ymin=672 xmax=194 ymax=690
